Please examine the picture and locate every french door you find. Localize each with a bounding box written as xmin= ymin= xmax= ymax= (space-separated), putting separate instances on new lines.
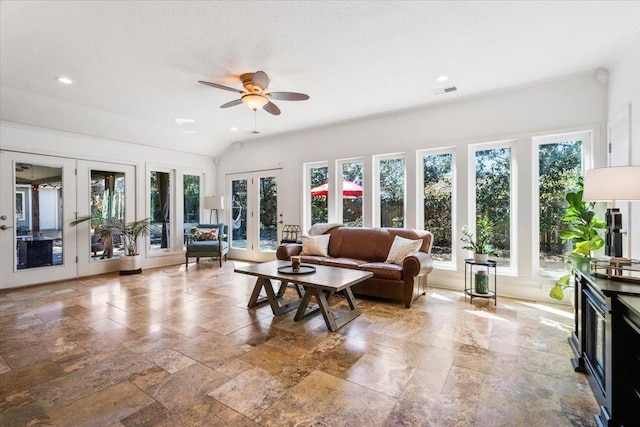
xmin=75 ymin=160 xmax=136 ymax=276
xmin=0 ymin=151 xmax=77 ymax=288
xmin=227 ymin=169 xmax=282 ymax=262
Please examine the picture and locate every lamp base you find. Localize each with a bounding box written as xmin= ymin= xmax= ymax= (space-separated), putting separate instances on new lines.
xmin=604 ymin=208 xmax=623 ymax=258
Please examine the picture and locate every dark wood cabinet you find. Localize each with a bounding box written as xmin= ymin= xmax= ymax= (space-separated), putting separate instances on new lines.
xmin=571 ymin=271 xmax=640 ymax=427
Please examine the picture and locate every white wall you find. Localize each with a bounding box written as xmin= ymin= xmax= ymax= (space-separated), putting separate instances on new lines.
xmin=218 ymin=74 xmax=608 ymax=302
xmin=607 ymin=29 xmax=640 ymax=260
xmin=0 ymin=121 xmax=217 ymax=271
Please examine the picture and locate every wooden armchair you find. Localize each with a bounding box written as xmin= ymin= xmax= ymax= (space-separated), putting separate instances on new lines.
xmin=185 ymin=223 xmax=229 ymax=269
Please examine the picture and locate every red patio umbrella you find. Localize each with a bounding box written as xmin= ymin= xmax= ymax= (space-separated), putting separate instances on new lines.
xmin=310 ymin=180 xmax=363 ymax=197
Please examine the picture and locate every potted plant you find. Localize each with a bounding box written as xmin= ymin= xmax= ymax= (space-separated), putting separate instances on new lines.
xmin=549 ymin=180 xmax=605 ymax=300
xmin=71 ymin=216 xmax=151 ymax=275
xmin=461 ymin=219 xmax=495 ymax=263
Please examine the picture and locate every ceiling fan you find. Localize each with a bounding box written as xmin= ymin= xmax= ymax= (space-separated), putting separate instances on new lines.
xmin=198 ymin=71 xmax=309 ymax=115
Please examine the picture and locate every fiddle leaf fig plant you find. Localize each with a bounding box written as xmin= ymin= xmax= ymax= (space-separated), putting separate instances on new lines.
xmin=549 ymin=179 xmax=605 ymax=300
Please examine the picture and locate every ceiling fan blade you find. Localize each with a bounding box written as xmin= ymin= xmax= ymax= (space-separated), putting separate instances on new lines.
xmin=263 ymin=101 xmax=281 ymax=116
xmin=268 ymin=92 xmax=310 ymax=101
xmin=251 ymin=71 xmax=270 ymax=92
xmin=220 ymin=99 xmax=243 ymax=108
xmin=198 ymin=80 xmax=243 ymax=93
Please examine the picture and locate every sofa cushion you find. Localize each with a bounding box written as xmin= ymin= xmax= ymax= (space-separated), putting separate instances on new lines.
xmin=320 ymin=257 xmax=367 ymax=269
xmin=385 ymin=235 xmax=423 ymax=265
xmin=299 ymin=255 xmax=325 ymax=265
xmin=358 ymin=262 xmax=403 ymax=280
xmin=300 ymin=234 xmax=331 ymax=256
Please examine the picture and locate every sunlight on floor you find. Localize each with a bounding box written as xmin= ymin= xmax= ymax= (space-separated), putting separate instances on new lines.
xmin=429 ymin=292 xmax=456 ymax=302
xmin=464 ymin=310 xmax=510 ymax=322
xmin=518 ymin=301 xmax=573 ymax=320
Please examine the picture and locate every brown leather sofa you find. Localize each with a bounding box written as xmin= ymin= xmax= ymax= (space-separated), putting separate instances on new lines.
xmin=276 ymin=226 xmax=434 ymax=308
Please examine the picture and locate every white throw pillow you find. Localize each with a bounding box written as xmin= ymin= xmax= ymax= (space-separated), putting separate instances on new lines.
xmin=385 ymin=235 xmax=423 ymax=265
xmin=300 ymin=234 xmax=331 ymax=256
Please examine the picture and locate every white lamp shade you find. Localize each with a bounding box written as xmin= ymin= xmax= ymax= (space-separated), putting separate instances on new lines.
xmin=582 ymin=165 xmax=640 ymax=201
xmin=204 ymin=195 xmax=224 ymax=210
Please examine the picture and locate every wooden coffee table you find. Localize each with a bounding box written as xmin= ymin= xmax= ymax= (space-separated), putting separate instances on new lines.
xmin=234 ymin=260 xmax=373 ymax=331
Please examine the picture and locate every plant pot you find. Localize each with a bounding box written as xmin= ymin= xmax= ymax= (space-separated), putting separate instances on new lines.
xmin=569 ymin=256 xmax=593 ymax=275
xmin=473 ymin=253 xmax=489 ymax=264
xmin=119 ymin=254 xmax=142 ymax=275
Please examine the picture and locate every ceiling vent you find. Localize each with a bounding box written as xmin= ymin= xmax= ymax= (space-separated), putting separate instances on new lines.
xmin=431 ymin=86 xmax=457 ymax=95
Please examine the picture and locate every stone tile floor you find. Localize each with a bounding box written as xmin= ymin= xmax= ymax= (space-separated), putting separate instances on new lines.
xmin=0 ymin=260 xmax=598 ymax=426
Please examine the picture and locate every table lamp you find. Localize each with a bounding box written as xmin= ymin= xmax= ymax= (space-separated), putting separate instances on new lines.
xmin=582 ymin=165 xmax=640 ymax=259
xmin=203 ymin=195 xmax=224 ymax=223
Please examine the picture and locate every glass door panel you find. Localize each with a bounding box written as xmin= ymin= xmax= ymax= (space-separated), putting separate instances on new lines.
xmin=0 ymin=151 xmax=76 ymax=288
xmin=258 ymin=175 xmax=278 ymax=251
xmin=230 ymin=177 xmax=248 ymax=251
xmin=76 ymin=161 xmax=135 ymax=276
xmin=227 ymin=170 xmax=281 ymax=261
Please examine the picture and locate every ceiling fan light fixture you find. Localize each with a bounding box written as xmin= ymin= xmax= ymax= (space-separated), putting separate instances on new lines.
xmin=242 ymin=93 xmax=268 ymax=111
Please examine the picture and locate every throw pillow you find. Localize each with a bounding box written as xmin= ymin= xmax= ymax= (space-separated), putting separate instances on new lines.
xmin=385 ymin=235 xmax=423 ymax=265
xmin=300 ymin=234 xmax=331 ymax=256
xmin=195 ymin=228 xmax=219 ymax=241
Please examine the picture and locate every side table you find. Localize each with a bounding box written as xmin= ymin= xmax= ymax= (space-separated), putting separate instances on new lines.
xmin=464 ymin=258 xmax=497 ymax=305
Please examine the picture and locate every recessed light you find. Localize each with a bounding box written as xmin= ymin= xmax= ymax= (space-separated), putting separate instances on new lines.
xmin=56 ymin=77 xmax=73 ymax=85
xmin=175 ymin=118 xmax=195 ymax=125
xmin=436 ymin=75 xmax=449 ymax=82
xmin=230 ymin=127 xmax=238 ymax=131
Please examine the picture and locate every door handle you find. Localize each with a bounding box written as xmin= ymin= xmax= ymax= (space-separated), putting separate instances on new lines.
xmin=0 ymin=215 xmax=7 ymax=220
xmin=0 ymin=225 xmax=13 ymax=230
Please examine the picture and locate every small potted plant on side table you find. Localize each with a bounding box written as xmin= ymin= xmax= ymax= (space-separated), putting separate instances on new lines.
xmin=461 ymin=219 xmax=495 ymax=264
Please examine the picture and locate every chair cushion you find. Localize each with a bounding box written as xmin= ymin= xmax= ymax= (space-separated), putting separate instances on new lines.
xmin=187 ymin=240 xmax=227 ymax=254
xmin=195 ymin=228 xmax=219 ymax=241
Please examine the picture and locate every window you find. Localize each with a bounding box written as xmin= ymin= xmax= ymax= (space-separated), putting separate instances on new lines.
xmin=149 ymin=170 xmax=172 ymax=251
xmin=534 ymin=133 xmax=587 ymax=276
xmin=339 ymin=159 xmax=363 ymax=227
xmin=472 ymin=144 xmax=514 ymax=269
xmin=421 ymin=151 xmax=454 ymax=263
xmin=308 ymin=163 xmax=328 ymax=226
xmin=183 ymin=174 xmax=200 ymax=229
xmin=377 ymin=155 xmax=405 ymax=228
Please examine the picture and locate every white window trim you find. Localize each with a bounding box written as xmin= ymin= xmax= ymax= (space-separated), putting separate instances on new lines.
xmin=417 ymin=147 xmax=457 ymax=269
xmin=373 ymin=153 xmax=406 ymax=228
xmin=336 ymin=157 xmax=364 ymax=225
xmin=146 ymin=164 xmax=179 ymax=257
xmin=303 ymin=161 xmax=329 ymax=231
xmin=531 ymin=130 xmax=592 ymax=278
xmin=468 ymin=140 xmax=518 ymax=276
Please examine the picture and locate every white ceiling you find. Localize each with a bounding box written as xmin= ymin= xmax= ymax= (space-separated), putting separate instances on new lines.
xmin=2 ymin=1 xmax=640 ymax=157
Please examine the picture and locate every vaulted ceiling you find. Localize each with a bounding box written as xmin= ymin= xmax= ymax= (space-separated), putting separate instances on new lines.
xmin=2 ymin=1 xmax=640 ymax=156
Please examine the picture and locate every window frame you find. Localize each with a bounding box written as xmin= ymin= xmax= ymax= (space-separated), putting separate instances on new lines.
xmin=373 ymin=153 xmax=406 ymax=228
xmin=336 ymin=157 xmax=364 ymax=227
xmin=303 ymin=161 xmax=329 ymax=231
xmin=417 ymin=147 xmax=457 ymax=269
xmin=531 ymin=130 xmax=592 ymax=278
xmin=146 ymin=165 xmax=178 ymax=256
xmin=468 ymin=140 xmax=518 ymax=275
